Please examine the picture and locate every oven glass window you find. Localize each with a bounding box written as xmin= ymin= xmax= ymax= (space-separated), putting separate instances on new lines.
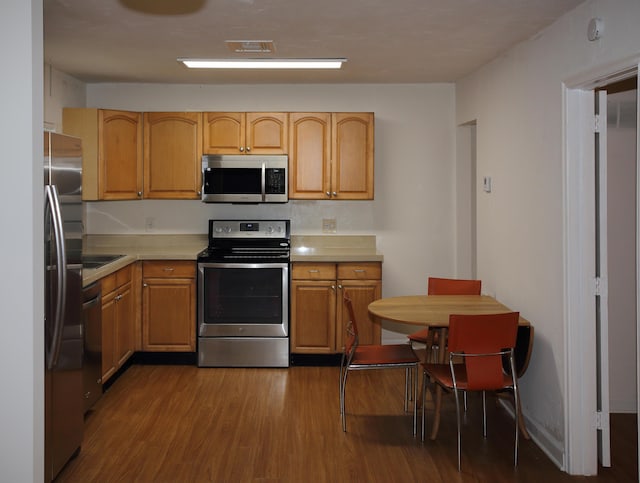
xmin=202 ymin=267 xmax=283 ymax=324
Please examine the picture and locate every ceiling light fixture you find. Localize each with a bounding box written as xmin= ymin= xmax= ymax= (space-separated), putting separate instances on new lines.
xmin=178 ymin=58 xmax=346 ymax=69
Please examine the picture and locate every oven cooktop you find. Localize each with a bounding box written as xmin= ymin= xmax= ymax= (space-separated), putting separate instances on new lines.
xmin=198 ymin=219 xmax=290 ymax=263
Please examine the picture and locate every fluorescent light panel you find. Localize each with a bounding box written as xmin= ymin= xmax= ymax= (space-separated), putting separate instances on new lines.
xmin=179 ymin=58 xmax=346 ymax=69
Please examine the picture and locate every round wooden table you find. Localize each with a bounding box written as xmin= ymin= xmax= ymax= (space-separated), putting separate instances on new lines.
xmin=368 ymin=294 xmax=530 ymax=440
xmin=368 ymin=294 xmax=530 ymax=328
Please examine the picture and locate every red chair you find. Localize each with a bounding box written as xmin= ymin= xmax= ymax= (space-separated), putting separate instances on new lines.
xmin=340 ymin=291 xmax=419 ymax=435
xmin=421 ymin=312 xmax=520 ymax=471
xmin=407 ymin=277 xmax=482 ymax=360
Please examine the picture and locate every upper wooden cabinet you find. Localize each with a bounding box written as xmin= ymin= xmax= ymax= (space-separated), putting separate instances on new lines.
xmin=63 ymin=108 xmax=143 ymax=200
xmin=143 ymin=112 xmax=203 ymax=199
xmin=203 ymin=112 xmax=288 ymax=154
xmin=289 ymin=112 xmax=374 ymax=200
xmin=288 ymin=113 xmax=332 ymax=200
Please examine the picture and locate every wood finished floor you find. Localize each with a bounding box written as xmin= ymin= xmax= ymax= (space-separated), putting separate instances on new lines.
xmin=56 ymin=364 xmax=637 ymax=482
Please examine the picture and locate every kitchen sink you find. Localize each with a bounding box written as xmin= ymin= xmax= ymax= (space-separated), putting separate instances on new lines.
xmin=82 ymin=254 xmax=126 ymax=269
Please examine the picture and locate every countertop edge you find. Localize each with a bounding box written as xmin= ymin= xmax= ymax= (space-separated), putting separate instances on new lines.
xmin=84 ymin=250 xmax=383 ymax=286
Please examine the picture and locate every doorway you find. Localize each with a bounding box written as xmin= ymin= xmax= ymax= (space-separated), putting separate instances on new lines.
xmin=455 ymin=121 xmax=477 ymax=279
xmin=564 ymin=62 xmax=639 ymax=475
xmin=602 ymin=78 xmax=638 ymax=472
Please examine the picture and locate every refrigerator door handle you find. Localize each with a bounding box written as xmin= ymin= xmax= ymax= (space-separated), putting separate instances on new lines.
xmin=45 ymin=184 xmax=67 ymax=370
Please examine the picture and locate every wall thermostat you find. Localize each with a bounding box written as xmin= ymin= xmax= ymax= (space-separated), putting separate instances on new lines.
xmin=588 ymin=18 xmax=603 ymax=41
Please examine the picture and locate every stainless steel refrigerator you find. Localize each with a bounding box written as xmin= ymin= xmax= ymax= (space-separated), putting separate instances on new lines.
xmin=44 ymin=131 xmax=84 ymax=481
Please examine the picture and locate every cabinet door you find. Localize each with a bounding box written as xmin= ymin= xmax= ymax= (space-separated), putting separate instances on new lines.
xmin=331 ymin=113 xmax=374 ymax=200
xmin=101 ymin=291 xmax=117 ymax=383
xmin=142 ymin=278 xmax=196 ymax=351
xmin=114 ymin=281 xmax=135 ymax=367
xmin=288 ymin=113 xmax=331 ymax=199
xmin=290 ymin=280 xmax=337 ymax=353
xmin=337 ymin=280 xmax=382 ymax=350
xmin=203 ymin=112 xmax=245 ymax=154
xmin=99 ymin=109 xmax=143 ymax=200
xmin=144 ymin=112 xmax=203 ymax=199
xmin=246 ymin=112 xmax=288 ymax=154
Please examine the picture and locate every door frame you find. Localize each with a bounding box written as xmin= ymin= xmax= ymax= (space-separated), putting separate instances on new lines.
xmin=563 ymin=57 xmax=640 ymax=475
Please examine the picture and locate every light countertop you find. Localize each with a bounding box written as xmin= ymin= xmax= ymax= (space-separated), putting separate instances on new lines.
xmin=82 ymin=234 xmax=383 ymax=286
xmin=290 ymin=235 xmax=383 ymax=262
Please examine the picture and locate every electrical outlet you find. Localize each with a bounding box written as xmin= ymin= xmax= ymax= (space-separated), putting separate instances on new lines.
xmin=322 ymin=218 xmax=337 ymax=233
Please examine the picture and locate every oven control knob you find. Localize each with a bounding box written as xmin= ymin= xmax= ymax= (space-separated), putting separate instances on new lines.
xmin=215 ymin=227 xmax=223 ymax=233
xmin=266 ymin=226 xmax=274 ymax=234
xmin=224 ymin=226 xmax=232 ymax=233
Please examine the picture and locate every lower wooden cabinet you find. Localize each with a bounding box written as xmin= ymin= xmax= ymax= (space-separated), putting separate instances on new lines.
xmin=142 ymin=261 xmax=196 ymax=351
xmin=101 ymin=264 xmax=135 ymax=383
xmin=290 ymin=262 xmax=382 ymax=354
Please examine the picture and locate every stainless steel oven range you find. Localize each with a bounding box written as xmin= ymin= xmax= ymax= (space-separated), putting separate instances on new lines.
xmin=197 ymin=219 xmax=290 ymax=367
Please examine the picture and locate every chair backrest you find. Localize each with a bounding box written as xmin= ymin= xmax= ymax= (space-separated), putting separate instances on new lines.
xmin=343 ymin=291 xmax=359 ymax=356
xmin=428 ymin=277 xmax=482 ymax=295
xmin=447 ymin=312 xmax=519 ymax=390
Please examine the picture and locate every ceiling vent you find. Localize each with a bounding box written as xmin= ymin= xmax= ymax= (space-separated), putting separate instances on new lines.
xmin=225 ymin=40 xmax=275 ymax=54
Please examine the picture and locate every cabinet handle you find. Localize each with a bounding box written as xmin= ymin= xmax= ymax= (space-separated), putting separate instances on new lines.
xmin=353 ymin=269 xmax=366 ymax=274
xmin=197 ymin=191 xmax=201 ymax=196
xmin=239 ymin=146 xmax=244 ymax=152
xmin=246 ymin=146 xmax=251 ymax=152
xmin=326 ymin=191 xmax=331 ymax=197
xmin=143 ymin=283 xmax=148 ymax=288
xmin=163 ymin=267 xmax=175 ymax=272
xmin=115 ymin=294 xmax=122 ymax=301
xmin=337 ymin=284 xmax=343 ymax=289
xmin=137 ymin=191 xmax=142 ymax=197
xmin=331 ymin=285 xmax=336 ymax=290
xmin=308 ymin=269 xmax=320 ymax=273
xmin=332 ymin=192 xmax=337 ymax=197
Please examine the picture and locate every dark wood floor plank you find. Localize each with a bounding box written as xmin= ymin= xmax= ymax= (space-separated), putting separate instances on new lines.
xmin=55 ymin=365 xmax=637 ymax=482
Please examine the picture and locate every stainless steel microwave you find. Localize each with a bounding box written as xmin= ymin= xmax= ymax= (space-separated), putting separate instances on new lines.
xmin=201 ymin=155 xmax=288 ymax=203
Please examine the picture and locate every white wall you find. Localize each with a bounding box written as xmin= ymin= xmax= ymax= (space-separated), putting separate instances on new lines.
xmin=0 ymin=0 xmax=43 ymax=481
xmin=607 ymin=89 xmax=637 ymax=413
xmin=456 ymin=0 xmax=640 ymax=468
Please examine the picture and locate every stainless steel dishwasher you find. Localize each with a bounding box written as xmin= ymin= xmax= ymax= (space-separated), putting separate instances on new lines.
xmin=82 ymin=281 xmax=102 ymax=413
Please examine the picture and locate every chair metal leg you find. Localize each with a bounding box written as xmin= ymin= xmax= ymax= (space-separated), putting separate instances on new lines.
xmin=421 ymin=369 xmax=427 ymax=441
xmin=453 ymin=387 xmax=462 ymax=472
xmin=404 ymin=367 xmax=409 ymax=412
xmin=482 ymin=390 xmax=487 ymax=438
xmin=412 ymin=364 xmax=418 ymax=436
xmin=513 ymin=387 xmax=520 ymax=466
xmin=339 ymin=363 xmax=349 ymax=432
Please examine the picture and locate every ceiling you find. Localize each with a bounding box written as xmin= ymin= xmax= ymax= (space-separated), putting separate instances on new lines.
xmin=44 ymin=0 xmax=585 ymax=85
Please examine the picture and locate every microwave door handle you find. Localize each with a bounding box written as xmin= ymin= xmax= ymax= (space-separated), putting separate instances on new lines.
xmin=261 ymin=162 xmax=266 ymax=202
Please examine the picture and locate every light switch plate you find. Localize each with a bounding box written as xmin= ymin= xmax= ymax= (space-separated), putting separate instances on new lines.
xmin=483 ymin=176 xmax=492 ymax=193
xmin=322 ymin=218 xmax=337 ymax=233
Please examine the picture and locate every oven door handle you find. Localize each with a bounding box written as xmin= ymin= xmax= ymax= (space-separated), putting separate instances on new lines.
xmin=261 ymin=162 xmax=266 ymax=202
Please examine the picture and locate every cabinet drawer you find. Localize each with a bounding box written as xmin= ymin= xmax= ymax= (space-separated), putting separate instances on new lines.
xmin=337 ymin=263 xmax=381 ymax=280
xmin=143 ymin=260 xmax=195 ymax=278
xmin=101 ymin=272 xmax=117 ymax=294
xmin=292 ymin=263 xmax=336 ymax=280
xmin=116 ymin=263 xmax=133 ymax=286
